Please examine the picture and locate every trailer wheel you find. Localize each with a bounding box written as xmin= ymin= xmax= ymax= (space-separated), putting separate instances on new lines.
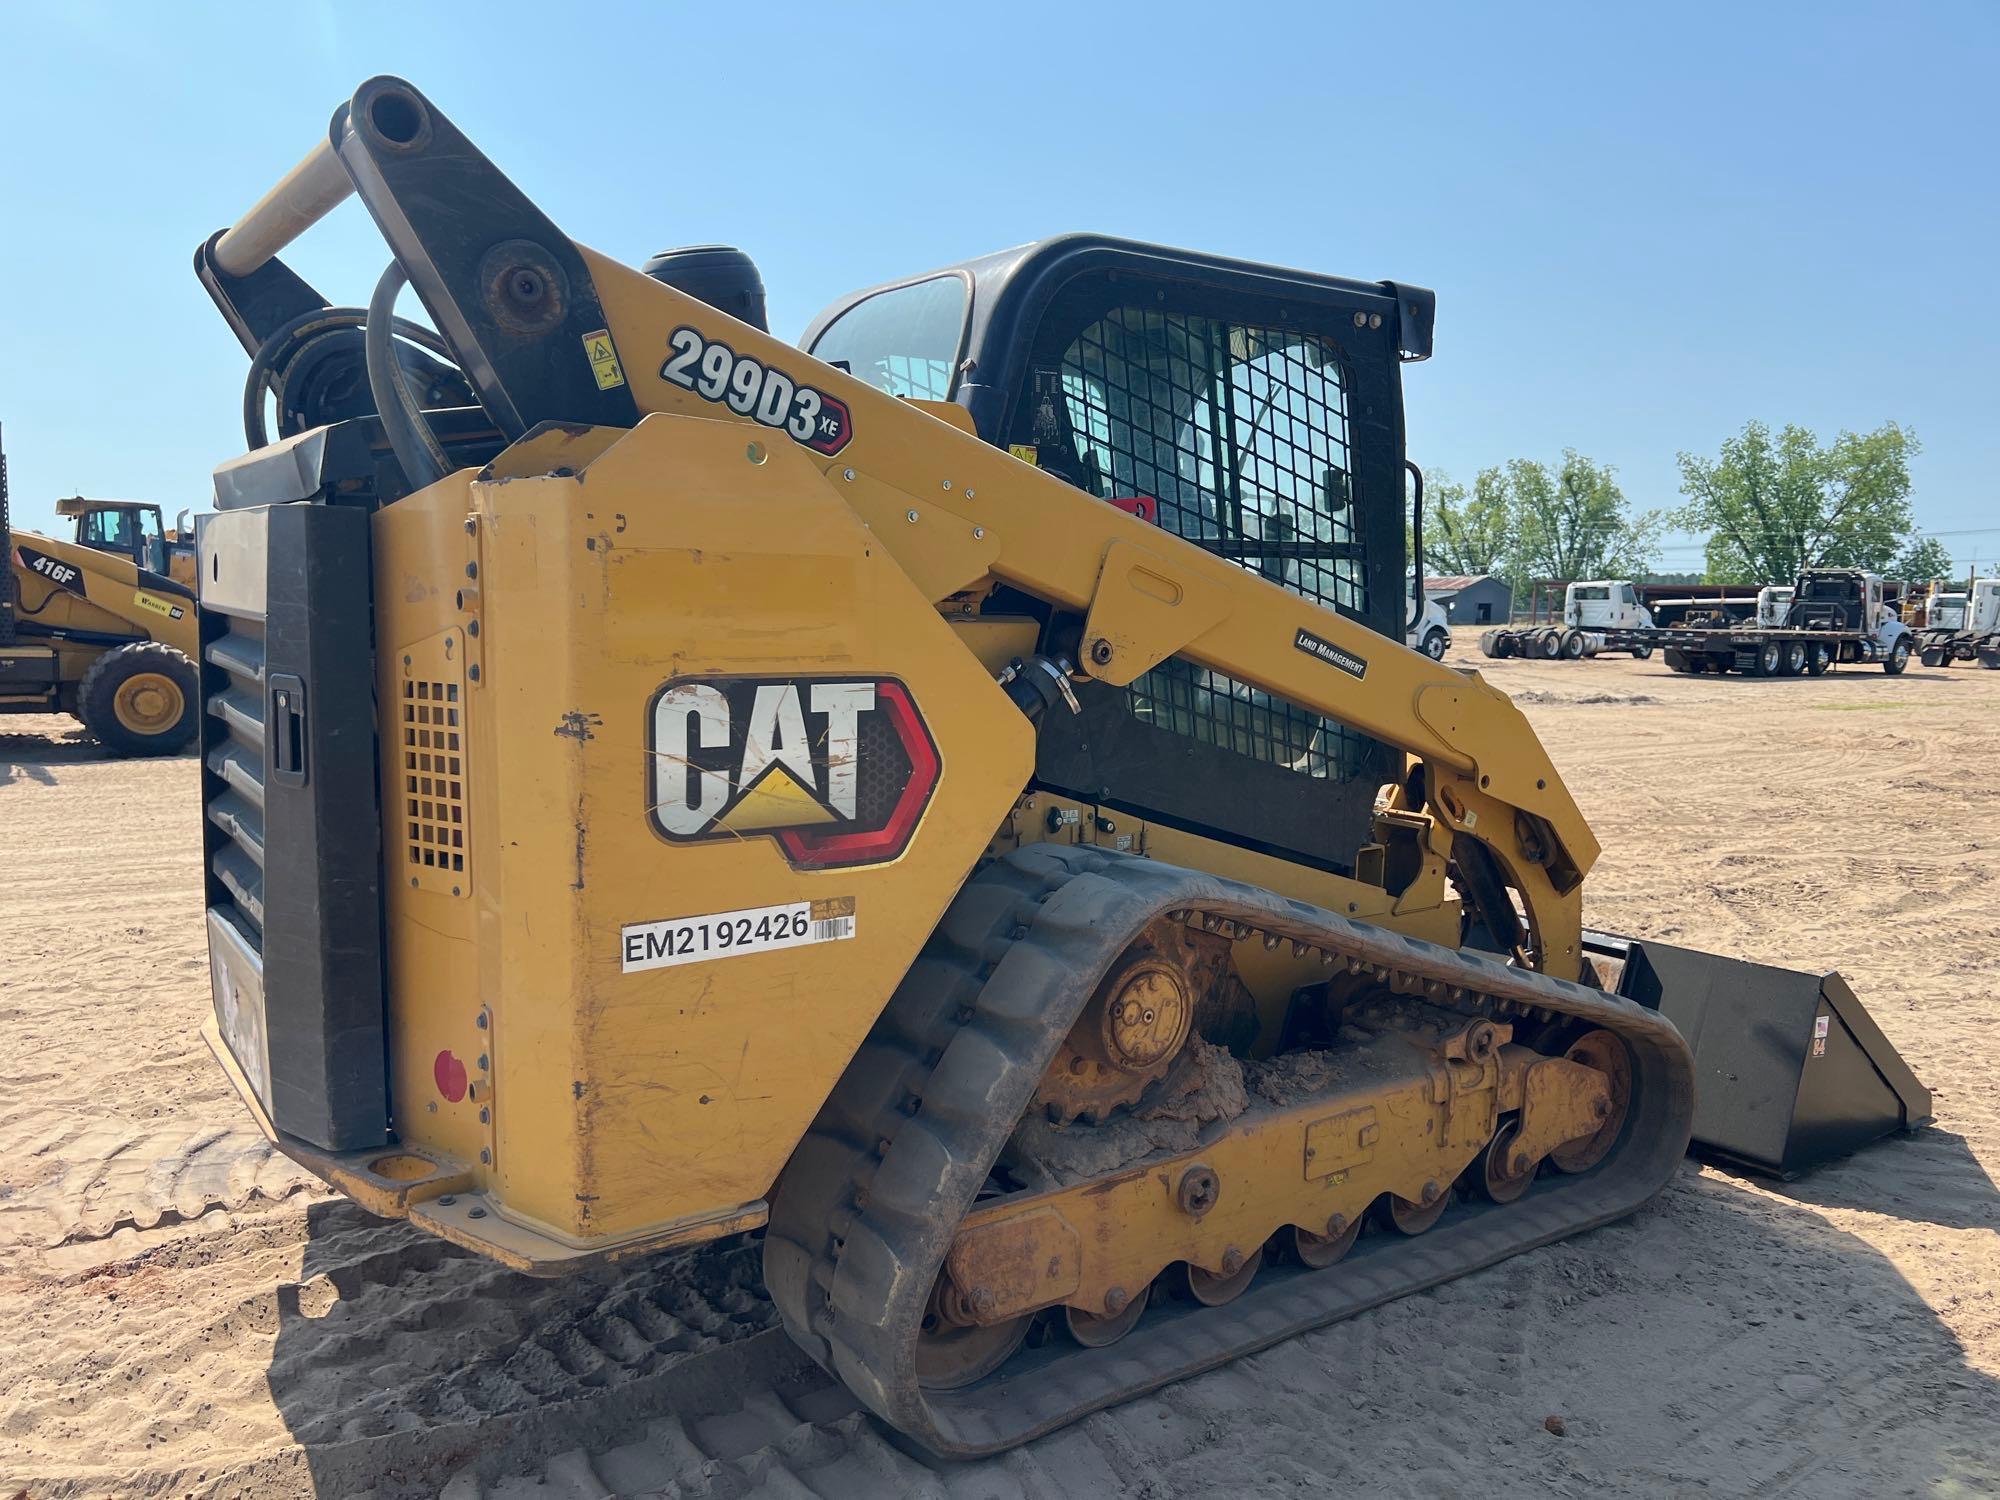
xmin=1883 ymin=639 xmax=1910 ymax=675
xmin=1538 ymin=631 xmax=1563 ymax=659
xmin=1806 ymin=643 xmax=1832 ymax=676
xmin=1781 ymin=640 xmax=1807 ymax=676
xmin=1631 ymin=644 xmax=1654 ymax=660
xmin=1663 ymin=648 xmax=1691 ymax=674
xmin=1560 ymin=630 xmax=1585 ymax=660
xmin=1755 ymin=640 xmax=1783 ymax=676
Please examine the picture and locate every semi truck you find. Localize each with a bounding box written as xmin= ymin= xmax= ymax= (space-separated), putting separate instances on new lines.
xmin=1477 ymin=580 xmax=1655 ymax=660
xmin=1916 ymin=579 xmax=2000 ymax=668
xmin=1657 ymin=568 xmax=1913 ymax=677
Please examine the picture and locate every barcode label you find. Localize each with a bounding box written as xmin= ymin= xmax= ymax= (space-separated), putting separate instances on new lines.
xmin=621 ymin=897 xmax=857 ymax=973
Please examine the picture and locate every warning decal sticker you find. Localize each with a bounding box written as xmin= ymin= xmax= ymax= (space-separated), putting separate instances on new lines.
xmin=583 ymin=328 xmax=627 ymax=390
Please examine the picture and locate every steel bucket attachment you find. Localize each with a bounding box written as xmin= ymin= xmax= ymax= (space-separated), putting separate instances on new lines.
xmin=1586 ymin=933 xmax=1931 ymax=1179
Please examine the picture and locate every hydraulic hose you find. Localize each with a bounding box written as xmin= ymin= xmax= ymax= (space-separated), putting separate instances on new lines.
xmin=365 ymin=261 xmax=451 ymax=490
xmin=241 ymin=305 xmax=455 ymax=450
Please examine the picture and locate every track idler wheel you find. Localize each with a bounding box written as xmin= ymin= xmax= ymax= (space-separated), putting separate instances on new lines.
xmin=917 ymin=1277 xmax=1033 ymax=1391
xmin=1551 ymin=1028 xmax=1633 ymax=1173
xmin=1291 ymin=1213 xmax=1363 ymax=1268
xmin=1065 ymin=1284 xmax=1151 ymax=1347
xmin=1180 ymin=1246 xmax=1263 ymax=1306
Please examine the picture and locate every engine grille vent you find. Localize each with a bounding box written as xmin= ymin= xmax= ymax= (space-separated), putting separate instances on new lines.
xmin=402 ymin=677 xmax=465 ymax=879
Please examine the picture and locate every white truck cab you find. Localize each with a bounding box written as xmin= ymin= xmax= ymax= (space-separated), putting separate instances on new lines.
xmin=1564 ymin=581 xmax=1653 ymax=632
xmin=1407 ymin=596 xmax=1451 ymax=660
xmin=1967 ymin=580 xmax=2000 ymax=634
xmin=1755 ymin=585 xmax=1795 ymax=627
xmin=1928 ymin=592 xmax=1968 ymax=631
xmin=1917 ymin=579 xmax=2000 ymax=667
xmin=1790 ymin=569 xmax=1912 ymax=665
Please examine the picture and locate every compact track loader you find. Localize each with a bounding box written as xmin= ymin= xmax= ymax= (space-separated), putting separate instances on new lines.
xmin=1 ymin=427 xmax=201 ymax=755
xmin=192 ymin=79 xmax=1929 ymax=1456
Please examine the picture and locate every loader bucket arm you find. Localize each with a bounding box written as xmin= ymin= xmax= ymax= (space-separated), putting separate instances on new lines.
xmin=198 ymin=76 xmax=1597 ymax=981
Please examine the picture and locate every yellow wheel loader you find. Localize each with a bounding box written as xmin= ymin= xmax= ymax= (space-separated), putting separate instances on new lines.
xmin=1 ymin=429 xmax=201 ymax=755
xmin=191 ymin=79 xmax=1930 ymax=1456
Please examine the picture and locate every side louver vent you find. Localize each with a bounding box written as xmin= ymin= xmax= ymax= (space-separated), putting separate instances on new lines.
xmin=205 ymin=618 xmax=268 ymax=943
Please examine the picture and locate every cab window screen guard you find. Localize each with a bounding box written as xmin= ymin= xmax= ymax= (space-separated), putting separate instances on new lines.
xmin=1056 ymin=305 xmax=1374 ymax=783
xmin=808 ymin=274 xmax=968 ymax=402
xmin=1055 ymin=307 xmax=1365 ymax=616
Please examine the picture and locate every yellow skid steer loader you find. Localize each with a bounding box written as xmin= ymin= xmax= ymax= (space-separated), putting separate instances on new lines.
xmin=191 ymin=79 xmax=1928 ymax=1456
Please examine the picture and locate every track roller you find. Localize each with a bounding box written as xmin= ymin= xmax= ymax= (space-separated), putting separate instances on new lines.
xmin=1180 ymin=1247 xmax=1263 ymax=1306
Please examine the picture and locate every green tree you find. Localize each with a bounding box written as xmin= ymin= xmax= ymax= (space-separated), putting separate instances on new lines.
xmin=1414 ymin=469 xmax=1513 ymax=578
xmin=1673 ymin=420 xmax=1918 ymax=584
xmin=1486 ymin=450 xmax=1661 ymax=583
xmin=1890 ymin=536 xmax=1954 ymax=583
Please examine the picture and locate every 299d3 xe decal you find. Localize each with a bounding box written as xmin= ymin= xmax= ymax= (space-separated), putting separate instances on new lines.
xmin=648 ymin=675 xmax=938 ymax=869
xmin=659 ymin=327 xmax=853 ymax=455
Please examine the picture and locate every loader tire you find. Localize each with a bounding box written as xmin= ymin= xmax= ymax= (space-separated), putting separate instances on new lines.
xmin=76 ymin=641 xmax=198 ymax=757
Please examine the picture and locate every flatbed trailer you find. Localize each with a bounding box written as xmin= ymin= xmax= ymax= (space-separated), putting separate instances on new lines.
xmin=1656 ymin=626 xmax=1908 ymax=677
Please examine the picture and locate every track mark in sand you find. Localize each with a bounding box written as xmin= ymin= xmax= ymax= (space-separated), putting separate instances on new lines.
xmin=434 ymin=1355 xmax=1190 ymax=1500
xmin=0 ymin=1122 xmax=316 ymax=1248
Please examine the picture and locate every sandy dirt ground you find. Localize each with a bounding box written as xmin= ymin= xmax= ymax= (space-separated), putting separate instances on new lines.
xmin=3 ymin=647 xmax=1996 ymax=1498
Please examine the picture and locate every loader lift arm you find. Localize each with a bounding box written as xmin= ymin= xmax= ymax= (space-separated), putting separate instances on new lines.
xmin=199 ymin=76 xmax=1595 ymax=980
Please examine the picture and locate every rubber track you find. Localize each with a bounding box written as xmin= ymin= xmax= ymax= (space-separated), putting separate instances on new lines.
xmin=764 ymin=845 xmax=1696 ymax=1458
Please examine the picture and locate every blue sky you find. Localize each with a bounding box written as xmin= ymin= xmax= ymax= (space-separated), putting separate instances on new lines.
xmin=3 ymin=2 xmax=1995 ymax=573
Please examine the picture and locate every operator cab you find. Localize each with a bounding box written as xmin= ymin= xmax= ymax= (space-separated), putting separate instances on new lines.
xmin=55 ymin=496 xmax=200 ymax=586
xmin=58 ymin=497 xmax=168 ymax=573
xmin=805 ymin=236 xmax=1437 ymax=875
